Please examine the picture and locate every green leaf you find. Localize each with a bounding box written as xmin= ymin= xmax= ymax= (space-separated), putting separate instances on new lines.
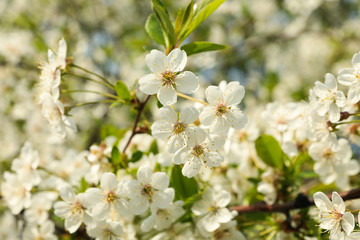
xmin=175 ymin=0 xmax=194 ymax=35
xmin=179 ymin=0 xmax=226 ymax=41
xmin=109 ymin=101 xmax=122 ymax=109
xmin=181 ymin=41 xmax=229 ymax=56
xmin=170 ymin=165 xmax=198 ymax=200
xmin=130 ymin=151 xmax=143 ymax=163
xmin=115 ymin=81 xmax=130 ymax=100
xmin=151 ymin=0 xmax=176 ymax=48
xmin=148 ymin=140 xmax=159 ymax=155
xmin=111 ymin=146 xmax=121 ymax=165
xmin=145 ymin=13 xmax=166 ymax=46
xmin=255 ymin=135 xmax=284 ymax=169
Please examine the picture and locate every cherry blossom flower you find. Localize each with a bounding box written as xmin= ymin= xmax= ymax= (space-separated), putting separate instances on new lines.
xmin=85 ymin=172 xmax=130 ymax=220
xmin=23 ymin=220 xmax=57 ymax=240
xmin=139 ymin=48 xmax=199 ymax=105
xmin=11 ymin=142 xmax=41 ymax=189
xmin=313 ymin=191 xmax=354 ymax=239
xmin=151 ymin=105 xmax=200 ymax=153
xmin=312 ymin=73 xmax=346 ymax=122
xmin=199 ymin=81 xmax=247 ymax=134
xmin=123 ymin=165 xmax=174 ymax=215
xmin=87 ymin=220 xmax=123 ymax=240
xmin=141 ymin=200 xmax=185 ymax=232
xmin=54 ymin=185 xmax=92 ymax=233
xmin=337 ymin=52 xmax=360 ymax=104
xmin=192 ymin=188 xmax=233 ymax=233
xmin=173 ymin=129 xmax=224 ymax=178
xmin=39 ymin=92 xmax=77 ymax=138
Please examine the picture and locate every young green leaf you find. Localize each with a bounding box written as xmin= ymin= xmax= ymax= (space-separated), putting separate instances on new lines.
xmin=181 ymin=41 xmax=229 ymax=56
xmin=179 ymin=0 xmax=226 ymax=41
xmin=130 ymin=150 xmax=143 ymax=163
xmin=255 ymin=135 xmax=284 ymax=169
xmin=170 ymin=165 xmax=198 ymax=200
xmin=175 ymin=0 xmax=194 ymax=35
xmin=115 ymin=81 xmax=130 ymax=100
xmin=151 ymin=0 xmax=176 ymax=48
xmin=111 ymin=146 xmax=121 ymax=165
xmin=145 ymin=13 xmax=166 ymax=46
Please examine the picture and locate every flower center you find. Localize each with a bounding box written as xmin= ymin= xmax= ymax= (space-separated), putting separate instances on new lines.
xmin=141 ymin=184 xmax=154 ymax=200
xmin=173 ymin=122 xmax=186 ymax=134
xmin=106 ymin=191 xmax=117 ymax=203
xmin=208 ymin=205 xmax=219 ymax=213
xmin=192 ymin=144 xmax=204 ymax=156
xmin=71 ymin=201 xmax=84 ymax=214
xmin=322 ymin=148 xmax=333 ymax=159
xmin=162 ymin=71 xmax=176 ymax=86
xmin=216 ymin=103 xmax=228 ymax=116
xmin=329 ymin=210 xmax=343 ymax=222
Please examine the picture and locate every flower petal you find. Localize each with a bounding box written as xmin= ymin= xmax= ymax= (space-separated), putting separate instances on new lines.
xmin=205 ymin=86 xmax=222 ymax=105
xmin=157 ymin=85 xmax=177 ymax=105
xmin=137 ymin=166 xmax=153 ymax=184
xmin=146 ymin=50 xmax=166 ymax=74
xmin=151 ymin=172 xmax=169 ymax=191
xmin=223 ymin=81 xmax=245 ymax=106
xmin=342 ymin=212 xmax=355 ymax=235
xmin=175 ymin=71 xmax=199 ymax=94
xmin=139 ymin=74 xmax=161 ymax=95
xmin=166 ymin=48 xmax=187 ymax=72
xmin=179 ymin=106 xmax=199 ymax=124
xmin=100 ymin=172 xmax=118 ymax=192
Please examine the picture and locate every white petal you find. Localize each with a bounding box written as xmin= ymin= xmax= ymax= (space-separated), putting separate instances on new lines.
xmin=199 ymin=106 xmax=215 ymax=126
xmin=100 ymin=172 xmax=118 ymax=192
xmin=223 ymin=82 xmax=245 ymax=105
xmin=159 ymin=106 xmax=177 ymax=123
xmin=215 ymin=190 xmax=231 ymax=208
xmin=65 ymin=214 xmax=82 ymax=233
xmin=329 ymin=103 xmax=340 ymax=123
xmin=226 ymin=108 xmax=247 ymax=129
xmin=137 ymin=166 xmax=153 ymax=184
xmin=175 ymin=71 xmax=199 ymax=94
xmin=146 ymin=49 xmax=166 ymax=74
xmin=187 ymin=127 xmax=206 ymax=147
xmin=352 ymin=53 xmax=360 ymax=66
xmin=201 ymin=214 xmax=220 ymax=232
xmin=348 ymin=87 xmax=360 ymax=104
xmin=152 ymin=190 xmax=173 ymax=209
xmin=92 ymin=202 xmax=110 ymax=220
xmin=205 ymin=86 xmax=222 ymax=105
xmin=151 ymin=172 xmax=169 ymax=191
xmin=325 ymin=73 xmax=337 ymax=91
xmin=59 ymin=185 xmax=76 ymax=203
xmin=141 ymin=215 xmax=155 ymax=232
xmin=179 ymin=106 xmax=199 ymax=124
xmin=129 ymin=197 xmax=149 ymax=215
xmin=151 ymin=120 xmax=172 ymax=139
xmin=167 ymin=134 xmax=186 ymax=153
xmin=157 ymin=85 xmax=177 ymax=105
xmin=139 ymin=74 xmax=161 ymax=95
xmin=173 ymin=147 xmax=190 ymax=165
xmin=215 ymin=208 xmax=233 ymax=223
xmin=182 ymin=157 xmax=201 ymax=178
xmin=85 ymin=188 xmax=104 ymax=205
xmin=342 ymin=212 xmax=355 ymax=235
xmin=166 ymin=48 xmax=187 ymax=72
xmin=332 ymin=192 xmax=345 ymax=213
xmin=313 ymin=192 xmax=334 ymax=212
xmin=335 ymin=91 xmax=347 ymax=107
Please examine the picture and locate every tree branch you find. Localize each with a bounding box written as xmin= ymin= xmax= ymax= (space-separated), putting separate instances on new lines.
xmin=122 ymin=95 xmax=151 ymax=154
xmin=231 ymin=188 xmax=360 ymax=214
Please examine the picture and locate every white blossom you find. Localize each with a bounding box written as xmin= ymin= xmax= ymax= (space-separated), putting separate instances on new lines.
xmin=151 ymin=105 xmax=200 ymax=153
xmin=312 ymin=73 xmax=346 ymax=122
xmin=173 ymin=129 xmax=224 ymax=178
xmin=123 ymin=165 xmax=174 ymax=215
xmin=313 ymin=191 xmax=354 ymax=239
xmin=139 ymin=48 xmax=199 ymax=105
xmin=85 ymin=172 xmax=130 ymax=220
xmin=200 ymin=81 xmax=247 ymax=135
xmin=192 ymin=188 xmax=233 ymax=233
xmin=337 ymin=52 xmax=360 ymax=104
xmin=54 ymin=185 xmax=93 ymax=233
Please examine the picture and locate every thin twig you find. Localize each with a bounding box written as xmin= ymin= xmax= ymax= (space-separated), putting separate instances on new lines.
xmin=71 ymin=64 xmax=115 ymax=88
xmin=122 ymin=95 xmax=151 ymax=154
xmin=231 ymin=188 xmax=360 ymax=213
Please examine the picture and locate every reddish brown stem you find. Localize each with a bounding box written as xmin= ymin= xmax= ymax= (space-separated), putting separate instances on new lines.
xmin=122 ymin=95 xmax=151 ymax=154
